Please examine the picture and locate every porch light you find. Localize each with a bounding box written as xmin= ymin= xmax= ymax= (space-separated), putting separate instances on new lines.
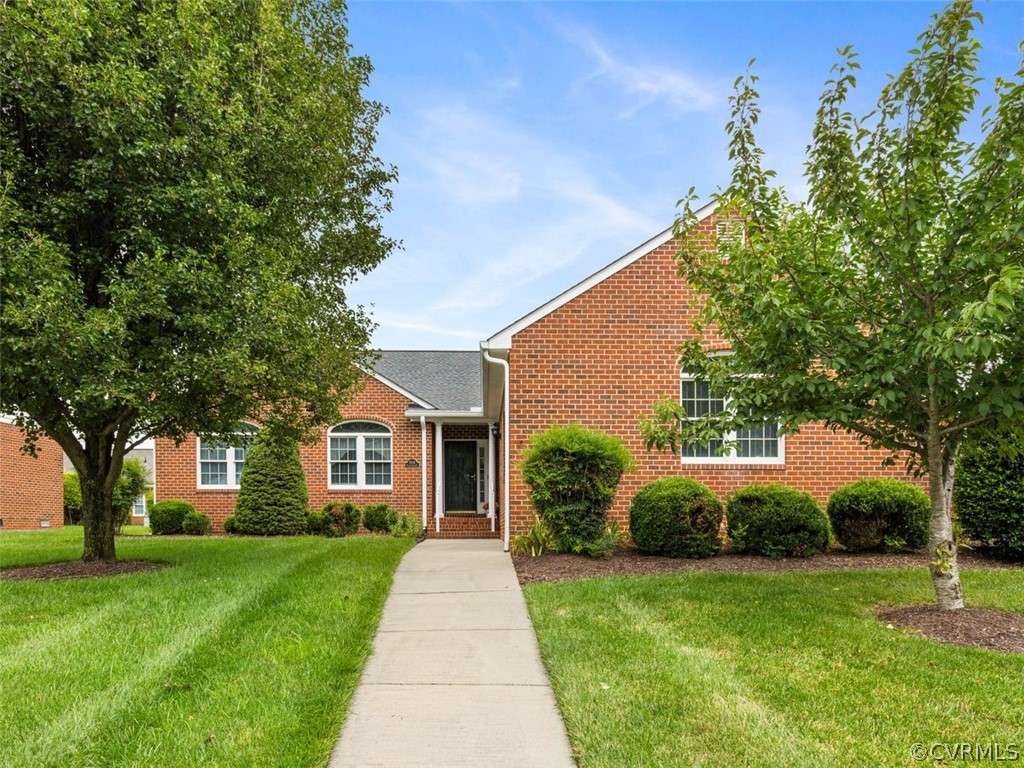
xmin=490 ymin=423 xmax=500 ymax=439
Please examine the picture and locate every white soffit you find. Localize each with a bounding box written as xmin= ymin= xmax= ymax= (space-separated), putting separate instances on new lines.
xmin=485 ymin=201 xmax=717 ymax=349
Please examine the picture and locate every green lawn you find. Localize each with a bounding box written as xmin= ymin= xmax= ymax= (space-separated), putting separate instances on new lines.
xmin=0 ymin=527 xmax=413 ymax=768
xmin=524 ymin=567 xmax=1024 ymax=767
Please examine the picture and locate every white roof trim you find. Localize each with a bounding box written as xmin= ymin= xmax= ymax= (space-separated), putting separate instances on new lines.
xmin=486 ymin=202 xmax=718 ymax=349
xmin=358 ymin=366 xmax=436 ymax=409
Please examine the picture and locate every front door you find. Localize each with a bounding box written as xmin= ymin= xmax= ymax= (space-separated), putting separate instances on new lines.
xmin=444 ymin=441 xmax=477 ymax=513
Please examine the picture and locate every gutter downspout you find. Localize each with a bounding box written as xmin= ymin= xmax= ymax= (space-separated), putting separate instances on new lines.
xmin=420 ymin=415 xmax=427 ymax=534
xmin=482 ymin=347 xmax=511 ymax=552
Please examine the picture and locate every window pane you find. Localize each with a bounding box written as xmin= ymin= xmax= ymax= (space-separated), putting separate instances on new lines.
xmin=201 ymin=461 xmax=228 ymax=485
xmin=364 ymin=437 xmax=391 ymax=462
xmin=680 ymin=378 xmax=727 ymax=458
xmin=736 ymin=421 xmax=779 ymax=458
xmin=200 ymin=443 xmax=227 ymax=462
xmin=330 ymin=437 xmax=356 ymax=462
xmin=365 ymin=463 xmax=391 ymax=486
xmin=331 ymin=463 xmax=357 ymax=485
xmin=337 ymin=421 xmax=390 ymax=434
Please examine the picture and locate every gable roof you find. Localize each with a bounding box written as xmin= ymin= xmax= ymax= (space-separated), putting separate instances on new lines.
xmin=372 ymin=350 xmax=482 ymax=411
xmin=485 ymin=202 xmax=717 ymax=349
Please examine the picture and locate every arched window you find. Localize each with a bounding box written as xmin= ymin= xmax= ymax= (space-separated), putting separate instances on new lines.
xmin=329 ymin=421 xmax=392 ymax=488
xmin=198 ymin=423 xmax=258 ymax=488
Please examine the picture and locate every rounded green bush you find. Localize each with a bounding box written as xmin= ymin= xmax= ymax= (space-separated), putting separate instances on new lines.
xmin=629 ymin=478 xmax=723 ymax=558
xmin=954 ymin=438 xmax=1024 ymax=560
xmin=521 ymin=424 xmax=635 ymax=556
xmin=362 ymin=502 xmax=397 ymax=533
xmin=306 ymin=510 xmax=331 ymax=536
xmin=149 ymin=500 xmax=195 ymax=535
xmin=233 ymin=428 xmax=309 ymax=536
xmin=322 ymin=500 xmax=361 ymax=536
xmin=727 ymin=484 xmax=831 ymax=558
xmin=63 ymin=473 xmax=83 ymax=525
xmin=181 ymin=510 xmax=212 ymax=536
xmin=223 ymin=515 xmax=238 ymax=534
xmin=827 ymin=478 xmax=930 ymax=552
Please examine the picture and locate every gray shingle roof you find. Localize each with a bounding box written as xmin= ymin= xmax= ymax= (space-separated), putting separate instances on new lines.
xmin=372 ymin=351 xmax=481 ymax=411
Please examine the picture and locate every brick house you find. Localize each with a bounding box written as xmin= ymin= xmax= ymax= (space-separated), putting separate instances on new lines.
xmin=0 ymin=416 xmax=64 ymax=530
xmin=155 ymin=205 xmax=915 ymax=548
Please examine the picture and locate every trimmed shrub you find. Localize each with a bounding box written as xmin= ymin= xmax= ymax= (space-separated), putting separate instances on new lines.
xmin=630 ymin=478 xmax=724 ymax=558
xmin=149 ymin=500 xmax=195 ymax=535
xmin=182 ymin=510 xmax=212 ymax=536
xmin=233 ymin=427 xmax=308 ymax=536
xmin=955 ymin=438 xmax=1024 ymax=560
xmin=363 ymin=503 xmax=397 ymax=533
xmin=63 ymin=473 xmax=83 ymax=525
xmin=223 ymin=515 xmax=238 ymax=534
xmin=727 ymin=484 xmax=831 ymax=558
xmin=322 ymin=500 xmax=361 ymax=536
xmin=306 ymin=510 xmax=331 ymax=536
xmin=827 ymin=478 xmax=930 ymax=552
xmin=390 ymin=512 xmax=422 ymax=538
xmin=520 ymin=424 xmax=635 ymax=557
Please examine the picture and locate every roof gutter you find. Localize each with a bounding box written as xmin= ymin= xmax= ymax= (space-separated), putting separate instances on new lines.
xmin=481 ymin=346 xmax=510 ymax=553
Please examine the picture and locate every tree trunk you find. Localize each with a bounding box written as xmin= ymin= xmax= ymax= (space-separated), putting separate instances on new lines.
xmin=926 ymin=431 xmax=964 ymax=610
xmin=81 ymin=473 xmax=117 ymax=562
xmin=76 ymin=433 xmax=125 ymax=563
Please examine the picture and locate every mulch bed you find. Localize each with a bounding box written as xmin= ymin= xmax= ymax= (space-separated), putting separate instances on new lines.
xmin=877 ymin=605 xmax=1024 ymax=655
xmin=514 ymin=547 xmax=1024 ymax=655
xmin=513 ymin=547 xmax=1014 ymax=586
xmin=1 ymin=560 xmax=167 ymax=581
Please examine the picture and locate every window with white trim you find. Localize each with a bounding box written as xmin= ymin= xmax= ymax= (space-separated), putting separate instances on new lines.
xmin=329 ymin=421 xmax=392 ymax=488
xmin=680 ymin=377 xmax=781 ymax=462
xmin=198 ymin=424 xmax=256 ymax=488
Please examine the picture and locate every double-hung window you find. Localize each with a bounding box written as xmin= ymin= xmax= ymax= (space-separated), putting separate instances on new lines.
xmin=679 ymin=377 xmax=782 ymax=463
xmin=329 ymin=421 xmax=392 ymax=488
xmin=198 ymin=424 xmax=256 ymax=488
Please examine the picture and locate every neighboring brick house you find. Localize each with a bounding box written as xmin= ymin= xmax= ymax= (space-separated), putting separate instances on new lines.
xmin=155 ymin=351 xmax=500 ymax=539
xmin=0 ymin=416 xmax=64 ymax=530
xmin=155 ymin=205 xmax=918 ymax=547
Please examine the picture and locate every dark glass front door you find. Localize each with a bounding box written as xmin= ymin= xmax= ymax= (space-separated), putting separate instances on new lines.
xmin=444 ymin=441 xmax=477 ymax=512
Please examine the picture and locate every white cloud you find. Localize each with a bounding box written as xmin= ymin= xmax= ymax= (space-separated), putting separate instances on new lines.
xmin=549 ymin=16 xmax=719 ymax=117
xmin=403 ymin=104 xmax=659 ymax=313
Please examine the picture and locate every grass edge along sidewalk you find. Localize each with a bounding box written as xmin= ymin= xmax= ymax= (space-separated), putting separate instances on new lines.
xmin=524 ymin=567 xmax=1024 ymax=768
xmin=0 ymin=528 xmax=414 ymax=768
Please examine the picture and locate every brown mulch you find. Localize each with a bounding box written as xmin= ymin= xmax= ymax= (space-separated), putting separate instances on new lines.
xmin=877 ymin=605 xmax=1024 ymax=655
xmin=1 ymin=560 xmax=167 ymax=581
xmin=512 ymin=547 xmax=1014 ymax=585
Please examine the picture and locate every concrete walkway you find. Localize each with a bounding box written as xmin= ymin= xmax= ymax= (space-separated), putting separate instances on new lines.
xmin=329 ymin=539 xmax=576 ymax=768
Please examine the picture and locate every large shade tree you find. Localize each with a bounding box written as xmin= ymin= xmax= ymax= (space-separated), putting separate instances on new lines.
xmin=1 ymin=0 xmax=395 ymax=561
xmin=642 ymin=0 xmax=1024 ymax=610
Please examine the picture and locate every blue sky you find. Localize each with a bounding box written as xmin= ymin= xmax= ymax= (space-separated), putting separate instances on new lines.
xmin=344 ymin=1 xmax=1024 ymax=350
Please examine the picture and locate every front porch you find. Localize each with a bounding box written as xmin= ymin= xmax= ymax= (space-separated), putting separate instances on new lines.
xmin=416 ymin=418 xmax=501 ymax=540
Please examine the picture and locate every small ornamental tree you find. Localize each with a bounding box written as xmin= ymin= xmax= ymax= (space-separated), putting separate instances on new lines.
xmin=642 ymin=1 xmax=1024 ymax=609
xmin=234 ymin=428 xmax=309 ymax=536
xmin=111 ymin=458 xmax=149 ymax=533
xmin=520 ymin=424 xmax=635 ymax=556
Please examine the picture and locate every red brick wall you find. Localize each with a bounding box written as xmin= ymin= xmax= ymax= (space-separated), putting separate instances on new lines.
xmin=154 ymin=376 xmax=434 ymax=531
xmin=0 ymin=421 xmax=64 ymax=530
xmin=505 ymin=221 xmax=920 ymax=535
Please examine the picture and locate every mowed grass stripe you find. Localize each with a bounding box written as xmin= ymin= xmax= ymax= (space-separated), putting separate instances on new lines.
xmin=525 ymin=568 xmax=1024 ymax=768
xmin=0 ymin=529 xmax=413 ymax=768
